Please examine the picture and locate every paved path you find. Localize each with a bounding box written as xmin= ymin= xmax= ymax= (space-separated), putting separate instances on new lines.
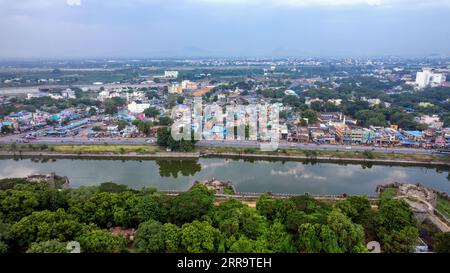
xmin=397 ymin=195 xmax=450 ymax=232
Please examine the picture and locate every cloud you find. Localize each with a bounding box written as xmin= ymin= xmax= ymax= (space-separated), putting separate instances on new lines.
xmin=192 ymin=0 xmax=450 ymax=7
xmin=66 ymin=0 xmax=81 ymax=6
xmin=271 ymin=166 xmax=327 ymax=180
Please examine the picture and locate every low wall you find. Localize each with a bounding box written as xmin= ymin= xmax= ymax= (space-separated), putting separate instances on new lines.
xmin=201 ymin=151 xmax=450 ymax=167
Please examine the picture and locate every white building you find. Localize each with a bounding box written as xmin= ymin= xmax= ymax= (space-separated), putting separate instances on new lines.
xmin=368 ymin=98 xmax=381 ymax=107
xmin=415 ymin=69 xmax=446 ymax=89
xmin=416 ymin=114 xmax=443 ymax=129
xmin=327 ymin=99 xmax=342 ymax=106
xmin=169 ymin=84 xmax=183 ymax=94
xmin=164 ymin=71 xmax=179 ymax=78
xmin=284 ymin=90 xmax=298 ymax=96
xmin=62 ymin=89 xmax=76 ymax=99
xmin=128 ymin=101 xmax=151 ymax=114
xmin=181 ymin=80 xmax=197 ymax=90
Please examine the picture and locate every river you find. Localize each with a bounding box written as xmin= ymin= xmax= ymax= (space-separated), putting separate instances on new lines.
xmin=0 ymin=157 xmax=449 ymax=195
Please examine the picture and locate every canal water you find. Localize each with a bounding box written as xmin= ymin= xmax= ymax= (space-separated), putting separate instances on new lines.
xmin=0 ymin=158 xmax=448 ymax=195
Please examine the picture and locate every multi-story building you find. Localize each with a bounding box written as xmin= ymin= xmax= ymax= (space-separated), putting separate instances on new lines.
xmin=164 ymin=71 xmax=179 ymax=78
xmin=169 ymin=84 xmax=183 ymax=94
xmin=415 ymin=69 xmax=446 ymax=89
xmin=128 ymin=101 xmax=151 ymax=114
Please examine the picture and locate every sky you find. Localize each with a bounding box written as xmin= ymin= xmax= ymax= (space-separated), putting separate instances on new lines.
xmin=0 ymin=0 xmax=450 ymax=59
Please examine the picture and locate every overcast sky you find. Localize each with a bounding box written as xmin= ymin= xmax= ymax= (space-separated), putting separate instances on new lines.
xmin=1 ymin=0 xmax=450 ymax=59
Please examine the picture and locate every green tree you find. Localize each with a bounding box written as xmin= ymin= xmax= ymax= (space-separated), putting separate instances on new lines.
xmin=0 ymin=241 xmax=7 ymax=253
xmin=381 ymin=226 xmax=419 ymax=253
xmin=335 ymin=196 xmax=371 ymax=225
xmin=0 ymin=187 xmax=41 ymax=222
xmin=69 ymin=191 xmax=139 ymax=228
xmin=177 ymin=96 xmax=185 ymax=105
xmin=298 ymin=223 xmax=322 ymax=253
xmin=144 ymin=107 xmax=160 ymax=118
xmin=0 ymin=219 xmax=11 ymax=253
xmin=433 ymin=232 xmax=450 ymax=253
xmin=88 ymin=107 xmax=97 ymax=116
xmin=99 ymin=182 xmax=129 ymax=193
xmin=256 ymin=194 xmax=281 ymax=221
xmin=135 ymin=220 xmax=166 ymax=253
xmin=11 ymin=209 xmax=87 ymax=247
xmin=158 ymin=116 xmax=173 ymax=126
xmin=163 ymin=223 xmax=181 ymax=253
xmin=376 ymin=199 xmax=416 ymax=234
xmin=237 ymin=206 xmax=268 ymax=240
xmin=228 ymin=236 xmax=269 ymax=253
xmin=327 ymin=209 xmax=366 ymax=253
xmin=319 ymin=225 xmax=341 ymax=253
xmin=26 ymin=240 xmax=69 ymax=253
xmin=301 ymin=109 xmax=318 ymax=124
xmin=169 ymin=185 xmax=215 ymax=225
xmin=104 ymin=98 xmax=125 ymax=115
xmin=77 ymin=229 xmax=127 ymax=253
xmin=116 ymin=120 xmax=128 ymax=131
xmin=135 ymin=193 xmax=168 ymax=223
xmin=264 ymin=220 xmax=295 ymax=253
xmin=180 ymin=220 xmax=220 ymax=253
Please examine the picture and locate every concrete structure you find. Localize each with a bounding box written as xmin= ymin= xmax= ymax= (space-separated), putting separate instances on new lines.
xmin=169 ymin=83 xmax=183 ymax=94
xmin=128 ymin=101 xmax=151 ymax=114
xmin=416 ymin=115 xmax=443 ymax=129
xmin=415 ymin=69 xmax=446 ymax=89
xmin=181 ymin=80 xmax=198 ymax=90
xmin=164 ymin=71 xmax=179 ymax=78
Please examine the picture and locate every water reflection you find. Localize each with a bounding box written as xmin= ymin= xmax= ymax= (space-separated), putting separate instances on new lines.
xmin=156 ymin=160 xmax=202 ymax=178
xmin=0 ymin=158 xmax=448 ymax=194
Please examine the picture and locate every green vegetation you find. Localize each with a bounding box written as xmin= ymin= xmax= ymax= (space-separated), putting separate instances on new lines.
xmin=156 ymin=127 xmax=196 ymax=152
xmin=436 ymin=196 xmax=450 ymax=220
xmin=143 ymin=107 xmax=160 ymax=118
xmin=0 ymin=144 xmax=160 ymax=154
xmin=0 ymin=144 xmax=449 ymax=166
xmin=380 ymin=187 xmax=398 ymax=200
xmin=198 ymin=145 xmax=450 ymax=163
xmin=375 ymin=195 xmax=419 ymax=253
xmin=223 ymin=187 xmax=235 ymax=195
xmin=0 ymin=179 xmax=428 ymax=253
xmin=104 ymin=97 xmax=126 ymax=115
xmin=26 ymin=240 xmax=70 ymax=253
xmin=432 ymin=232 xmax=450 ymax=253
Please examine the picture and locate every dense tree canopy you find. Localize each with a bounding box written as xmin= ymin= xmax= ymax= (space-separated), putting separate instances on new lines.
xmin=135 ymin=220 xmax=166 ymax=253
xmin=26 ymin=240 xmax=69 ymax=253
xmin=0 ymin=179 xmax=434 ymax=253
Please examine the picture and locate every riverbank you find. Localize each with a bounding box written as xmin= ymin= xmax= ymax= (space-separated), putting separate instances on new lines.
xmin=0 ymin=144 xmax=448 ymax=166
xmin=201 ymin=151 xmax=450 ymax=167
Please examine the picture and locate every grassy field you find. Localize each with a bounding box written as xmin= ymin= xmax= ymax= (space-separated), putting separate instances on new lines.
xmin=0 ymin=144 xmax=160 ymax=154
xmin=1 ymin=144 xmax=449 ymax=163
xmin=436 ymin=196 xmax=450 ymax=219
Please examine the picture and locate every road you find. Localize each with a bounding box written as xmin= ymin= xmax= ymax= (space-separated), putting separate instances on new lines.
xmin=0 ymin=134 xmax=440 ymax=155
xmin=196 ymin=140 xmax=437 ymax=155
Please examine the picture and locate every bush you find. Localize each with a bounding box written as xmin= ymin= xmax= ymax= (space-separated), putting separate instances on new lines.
xmin=77 ymin=229 xmax=127 ymax=253
xmin=26 ymin=240 xmax=69 ymax=253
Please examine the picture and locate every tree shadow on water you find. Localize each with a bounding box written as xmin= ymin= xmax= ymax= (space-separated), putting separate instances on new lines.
xmin=156 ymin=160 xmax=202 ymax=178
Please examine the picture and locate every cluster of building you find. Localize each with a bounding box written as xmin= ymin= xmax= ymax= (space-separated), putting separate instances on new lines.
xmin=27 ymin=88 xmax=76 ymax=100
xmin=1 ymin=61 xmax=449 ymax=150
xmin=286 ymin=112 xmax=449 ymax=148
